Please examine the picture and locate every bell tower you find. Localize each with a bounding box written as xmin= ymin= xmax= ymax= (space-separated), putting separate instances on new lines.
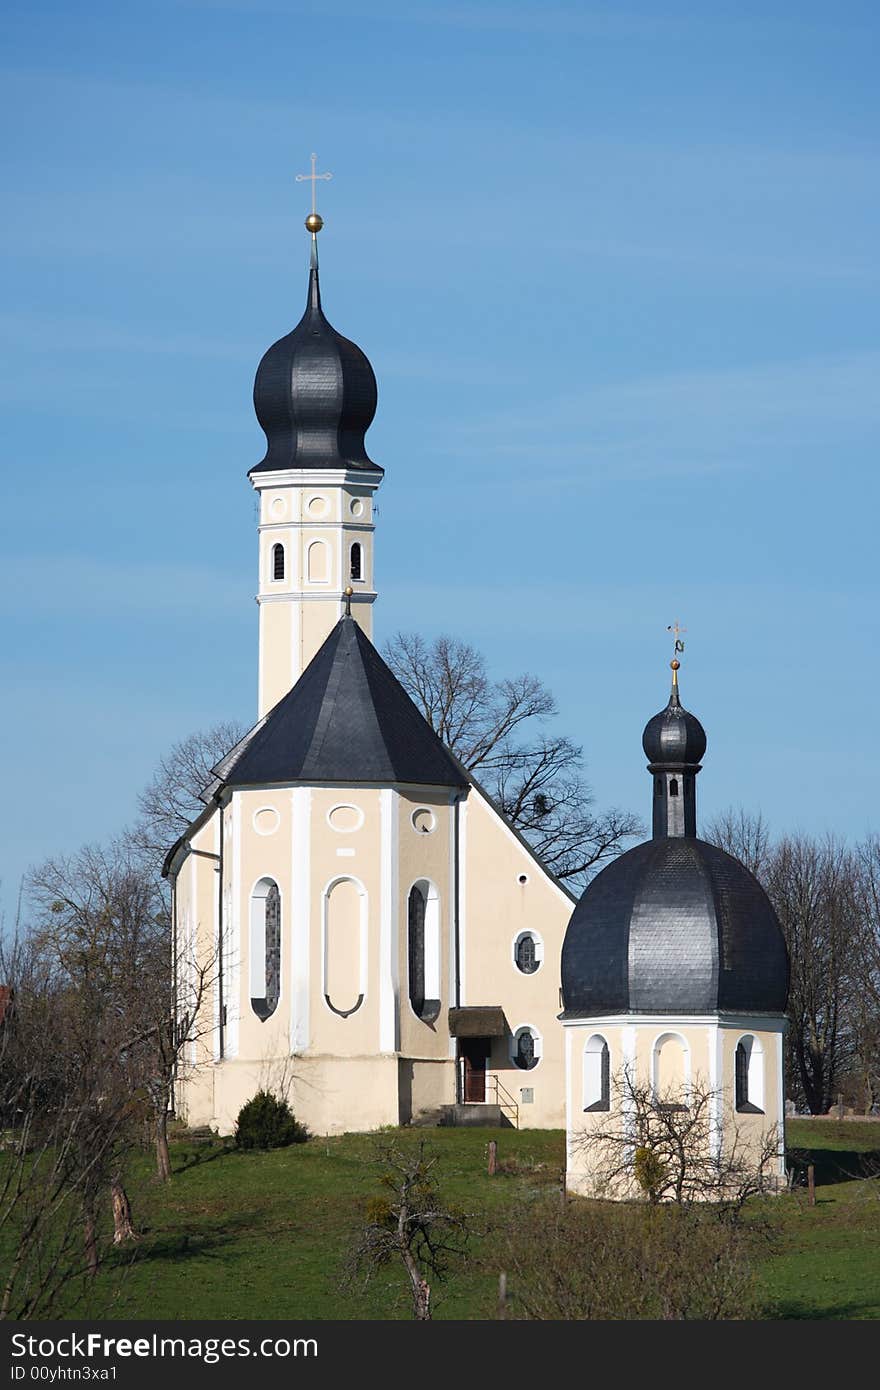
xmin=248 ymin=162 xmax=384 ymax=717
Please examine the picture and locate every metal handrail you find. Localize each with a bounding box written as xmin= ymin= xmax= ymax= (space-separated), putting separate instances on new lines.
xmin=486 ymin=1072 xmax=519 ymax=1130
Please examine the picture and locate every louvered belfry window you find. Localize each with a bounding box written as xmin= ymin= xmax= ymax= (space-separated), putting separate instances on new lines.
xmin=272 ymin=544 xmax=285 ymax=581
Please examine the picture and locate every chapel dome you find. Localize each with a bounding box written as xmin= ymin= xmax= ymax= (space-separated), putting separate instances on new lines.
xmin=641 ymin=669 xmax=707 ymax=766
xmin=562 ymin=658 xmax=788 ymax=1018
xmin=250 ymin=254 xmax=381 ymax=475
xmin=560 ymin=836 xmax=789 ymax=1018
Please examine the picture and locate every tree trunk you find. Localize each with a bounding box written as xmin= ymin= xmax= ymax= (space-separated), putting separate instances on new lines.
xmin=111 ymin=1180 xmax=138 ymax=1244
xmin=402 ymin=1247 xmax=431 ymax=1320
xmin=155 ymin=1107 xmax=172 ymax=1183
xmin=83 ymin=1212 xmax=99 ymax=1277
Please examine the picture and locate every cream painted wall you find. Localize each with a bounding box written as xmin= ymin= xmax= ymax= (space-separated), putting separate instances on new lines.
xmin=174 ymin=775 xmax=578 ymax=1136
xmin=462 ymin=787 xmax=575 ymax=1129
xmin=564 ymin=1017 xmax=787 ymax=1198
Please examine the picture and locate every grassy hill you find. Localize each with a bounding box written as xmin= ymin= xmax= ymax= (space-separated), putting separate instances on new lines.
xmin=36 ymin=1118 xmax=880 ymax=1320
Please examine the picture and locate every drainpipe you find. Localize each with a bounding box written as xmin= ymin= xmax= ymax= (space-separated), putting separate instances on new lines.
xmin=453 ymin=791 xmax=463 ymax=1103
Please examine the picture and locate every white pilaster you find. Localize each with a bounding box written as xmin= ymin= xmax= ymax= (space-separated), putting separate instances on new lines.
xmin=379 ymin=789 xmax=399 ymax=1053
xmin=290 ymin=787 xmax=311 ymax=1053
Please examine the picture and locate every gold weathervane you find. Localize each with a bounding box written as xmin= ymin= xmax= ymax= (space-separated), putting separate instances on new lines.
xmin=667 ymin=620 xmax=686 ymax=684
xmin=296 ymin=153 xmax=332 ymax=233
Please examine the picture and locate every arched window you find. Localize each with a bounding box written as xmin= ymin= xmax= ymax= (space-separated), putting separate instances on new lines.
xmin=652 ymin=1031 xmax=690 ymax=1108
xmin=735 ymin=1035 xmax=764 ymax=1113
xmin=513 ymin=931 xmax=543 ymax=975
xmin=655 ymin=777 xmax=663 ymax=796
xmin=669 ymin=778 xmax=679 ymax=797
xmin=407 ymin=881 xmax=440 ymax=1022
xmin=513 ymin=1025 xmax=541 ymax=1070
xmin=323 ymin=876 xmax=366 ymax=1018
xmin=272 ymin=543 xmax=285 ymax=581
xmin=250 ymin=878 xmax=281 ymax=1021
xmin=307 ymin=540 xmax=329 ymax=584
xmin=584 ymin=1034 xmax=610 ymax=1111
xmin=350 ymin=542 xmax=363 ymax=582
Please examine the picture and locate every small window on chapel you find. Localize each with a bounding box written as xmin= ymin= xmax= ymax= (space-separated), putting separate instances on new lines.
xmin=514 ymin=932 xmax=542 ymax=975
xmin=350 ymin=543 xmax=363 ymax=582
xmin=272 ymin=544 xmax=285 ymax=581
xmin=669 ymin=778 xmax=679 ymax=797
xmin=655 ymin=777 xmax=663 ymax=796
xmin=735 ymin=1037 xmax=764 ymax=1113
xmin=513 ymin=1027 xmax=540 ymax=1070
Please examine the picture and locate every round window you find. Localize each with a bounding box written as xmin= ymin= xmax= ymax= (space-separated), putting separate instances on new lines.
xmin=411 ymin=808 xmax=436 ymax=834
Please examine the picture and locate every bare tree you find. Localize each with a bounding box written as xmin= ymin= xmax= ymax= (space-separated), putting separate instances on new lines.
xmin=348 ymin=1139 xmax=472 ymax=1320
xmin=573 ymin=1068 xmax=782 ymax=1209
xmin=704 ymin=807 xmax=773 ymax=879
xmin=705 ymin=817 xmax=872 ymax=1116
xmin=843 ymin=835 xmax=880 ymax=1113
xmin=767 ymin=835 xmax=858 ymax=1115
xmin=0 ymin=937 xmax=139 ymax=1316
xmin=135 ymin=720 xmax=245 ymax=859
xmin=383 ymin=632 xmax=641 ymax=885
xmin=24 ymin=838 xmax=215 ymax=1186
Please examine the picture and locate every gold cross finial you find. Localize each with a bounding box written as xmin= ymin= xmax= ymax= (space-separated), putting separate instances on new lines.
xmin=296 ymin=153 xmax=332 ymax=232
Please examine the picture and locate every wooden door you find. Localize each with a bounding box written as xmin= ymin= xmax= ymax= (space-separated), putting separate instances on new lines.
xmin=461 ymin=1041 xmax=487 ymax=1102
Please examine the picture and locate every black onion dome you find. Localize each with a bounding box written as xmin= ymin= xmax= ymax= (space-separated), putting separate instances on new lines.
xmin=250 ymin=262 xmax=382 ymax=475
xmin=561 ymin=837 xmax=789 ymax=1017
xmin=642 ymin=676 xmax=707 ymax=766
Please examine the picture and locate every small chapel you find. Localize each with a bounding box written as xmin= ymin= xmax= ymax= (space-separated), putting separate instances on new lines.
xmin=167 ymin=181 xmax=789 ymax=1194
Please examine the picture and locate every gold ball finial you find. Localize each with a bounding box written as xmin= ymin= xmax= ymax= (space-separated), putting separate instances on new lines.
xmin=305 ymin=212 xmax=324 ymax=234
xmin=344 ymin=584 xmax=354 ymax=598
xmin=670 ymin=659 xmax=680 ymax=671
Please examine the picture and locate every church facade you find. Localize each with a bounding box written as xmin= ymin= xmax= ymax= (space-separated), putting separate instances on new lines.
xmin=168 ymin=205 xmax=788 ymax=1192
xmin=166 ymin=219 xmax=575 ymax=1137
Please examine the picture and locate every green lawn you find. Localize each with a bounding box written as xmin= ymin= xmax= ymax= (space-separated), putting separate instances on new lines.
xmin=24 ymin=1118 xmax=880 ymax=1320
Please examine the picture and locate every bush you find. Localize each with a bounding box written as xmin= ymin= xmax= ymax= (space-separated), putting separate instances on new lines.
xmin=234 ymin=1090 xmax=309 ymax=1151
xmin=495 ymin=1197 xmax=772 ymax=1320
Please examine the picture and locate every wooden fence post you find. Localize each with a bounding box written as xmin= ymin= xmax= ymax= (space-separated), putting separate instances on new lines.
xmin=488 ymin=1140 xmax=497 ymax=1176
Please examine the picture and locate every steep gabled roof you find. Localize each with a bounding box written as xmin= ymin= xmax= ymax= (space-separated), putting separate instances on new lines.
xmin=215 ymin=616 xmax=469 ymax=789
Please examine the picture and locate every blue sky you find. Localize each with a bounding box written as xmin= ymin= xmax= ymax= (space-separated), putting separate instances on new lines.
xmin=2 ymin=0 xmax=878 ymax=917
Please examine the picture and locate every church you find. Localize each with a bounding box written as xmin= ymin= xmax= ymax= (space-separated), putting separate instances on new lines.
xmin=166 ymin=187 xmax=789 ymax=1194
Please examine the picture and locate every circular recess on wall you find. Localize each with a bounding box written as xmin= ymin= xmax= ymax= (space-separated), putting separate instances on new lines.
xmin=518 ymin=873 xmax=529 ymax=885
xmin=253 ymin=807 xmax=281 ymax=836
xmin=350 ymin=498 xmax=364 ymax=517
xmin=308 ymin=495 xmax=328 ymax=518
xmin=270 ymin=496 xmax=286 ymax=519
xmin=411 ymin=808 xmax=437 ymax=835
xmin=327 ymin=803 xmax=364 ymax=833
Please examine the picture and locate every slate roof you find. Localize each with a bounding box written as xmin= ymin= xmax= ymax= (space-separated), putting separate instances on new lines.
xmin=250 ymin=258 xmax=382 ymax=476
xmin=214 ymin=616 xmax=469 ymax=790
xmin=642 ymin=676 xmax=707 ymax=767
xmin=561 ymin=836 xmax=789 ymax=1018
